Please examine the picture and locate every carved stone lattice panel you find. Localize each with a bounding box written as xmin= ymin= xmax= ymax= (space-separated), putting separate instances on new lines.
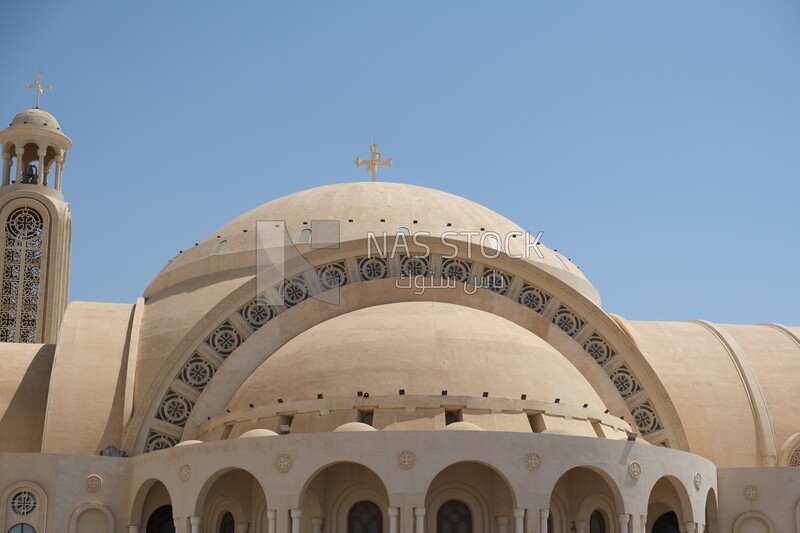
xmin=609 ymin=366 xmax=642 ymax=399
xmin=400 ymin=255 xmax=429 ymax=278
xmin=0 ymin=207 xmax=44 ymax=343
xmin=318 ymin=262 xmax=349 ymax=290
xmin=517 ymin=284 xmax=550 ymax=313
xmin=205 ymin=322 xmax=243 ymax=357
xmin=631 ymin=402 xmax=662 ymax=436
xmin=440 ymin=258 xmax=472 ymax=283
xmin=480 ymin=268 xmax=511 ymax=295
xmin=280 ymin=277 xmax=309 ymax=307
xmin=552 ymin=306 xmax=584 ymax=337
xmin=239 ymin=297 xmax=277 ymax=330
xmin=358 ymin=257 xmax=388 ymax=281
xmin=145 ymin=430 xmax=178 ymax=453
xmin=583 ymin=334 xmax=616 ymax=365
xmin=156 ymin=390 xmax=194 ymax=427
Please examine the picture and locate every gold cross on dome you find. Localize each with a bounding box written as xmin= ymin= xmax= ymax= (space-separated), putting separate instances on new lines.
xmin=25 ymin=73 xmax=52 ymax=109
xmin=355 ymin=144 xmax=393 ymax=182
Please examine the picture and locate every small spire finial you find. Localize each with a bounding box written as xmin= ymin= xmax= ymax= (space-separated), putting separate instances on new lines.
xmin=355 ymin=144 xmax=393 ymax=182
xmin=25 ymin=72 xmax=52 ymax=109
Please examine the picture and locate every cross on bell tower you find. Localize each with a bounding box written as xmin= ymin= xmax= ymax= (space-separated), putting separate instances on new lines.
xmin=25 ymin=73 xmax=52 ymax=109
xmin=355 ymin=144 xmax=393 ymax=182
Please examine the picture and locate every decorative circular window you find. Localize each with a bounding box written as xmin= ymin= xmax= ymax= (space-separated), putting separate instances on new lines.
xmin=6 ymin=208 xmax=43 ymax=241
xmin=11 ymin=490 xmax=37 ymax=516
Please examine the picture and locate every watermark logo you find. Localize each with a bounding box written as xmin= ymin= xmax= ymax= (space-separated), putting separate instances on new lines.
xmin=256 ymin=220 xmax=545 ymax=306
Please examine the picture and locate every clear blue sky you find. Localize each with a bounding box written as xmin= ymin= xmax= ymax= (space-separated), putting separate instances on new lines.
xmin=2 ymin=1 xmax=798 ymax=324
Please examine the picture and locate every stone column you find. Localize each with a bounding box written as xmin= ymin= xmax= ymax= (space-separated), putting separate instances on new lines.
xmin=514 ymin=508 xmax=525 ymax=533
xmin=618 ymin=514 xmax=630 ymax=533
xmin=313 ymin=517 xmax=323 ymax=533
xmin=173 ymin=517 xmax=185 ymax=533
xmin=2 ymin=152 xmax=11 ymax=186
xmin=15 ymin=148 xmax=24 ymax=181
xmin=388 ymin=507 xmax=399 ymax=533
xmin=290 ymin=509 xmax=302 ymax=533
xmin=639 ymin=515 xmax=647 ymax=533
xmin=574 ymin=521 xmax=585 ymax=533
xmin=267 ymin=510 xmax=277 ymax=533
xmin=538 ymin=509 xmax=549 ymax=533
xmin=414 ymin=507 xmax=426 ymax=533
xmin=37 ymin=149 xmax=46 ymax=186
xmin=128 ymin=527 xmax=140 ymax=533
xmin=683 ymin=523 xmax=696 ymax=533
xmin=55 ymin=154 xmax=64 ymax=190
xmin=497 ymin=515 xmax=508 ymax=533
xmin=190 ymin=517 xmax=201 ymax=533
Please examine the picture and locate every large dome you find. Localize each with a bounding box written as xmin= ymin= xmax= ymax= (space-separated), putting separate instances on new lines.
xmin=148 ymin=182 xmax=599 ymax=303
xmin=226 ymin=301 xmax=607 ymax=411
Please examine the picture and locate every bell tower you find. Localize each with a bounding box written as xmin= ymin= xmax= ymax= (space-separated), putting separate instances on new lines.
xmin=0 ymin=74 xmax=72 ymax=343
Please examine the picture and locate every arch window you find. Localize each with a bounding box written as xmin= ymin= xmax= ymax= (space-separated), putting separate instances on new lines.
xmin=589 ymin=510 xmax=606 ymax=533
xmin=8 ymin=526 xmax=36 ymax=533
xmin=348 ymin=500 xmax=382 ymax=533
xmin=211 ymin=239 xmax=227 ymax=255
xmin=652 ymin=512 xmax=679 ymax=533
xmin=298 ymin=228 xmax=312 ymax=244
xmin=146 ymin=505 xmax=175 ymax=533
xmin=219 ymin=512 xmax=235 ymax=533
xmin=1 ymin=206 xmax=44 ymax=343
xmin=437 ymin=500 xmax=472 ymax=533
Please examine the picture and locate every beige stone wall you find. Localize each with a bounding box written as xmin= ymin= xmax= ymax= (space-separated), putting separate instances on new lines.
xmin=0 ymin=453 xmax=127 ymax=533
xmin=718 ymin=467 xmax=800 ymax=532
xmin=41 ymin=302 xmax=135 ymax=454
xmin=0 ymin=344 xmax=54 ymax=452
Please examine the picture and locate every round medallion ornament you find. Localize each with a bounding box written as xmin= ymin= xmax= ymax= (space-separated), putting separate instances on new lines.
xmin=694 ymin=473 xmax=702 ymax=490
xmin=86 ymin=474 xmax=103 ymax=492
xmin=397 ymin=450 xmax=416 ymax=470
xmin=11 ymin=490 xmax=37 ymax=516
xmin=743 ymin=485 xmax=759 ymax=501
xmin=628 ymin=461 xmax=642 ymax=479
xmin=525 ymin=453 xmax=542 ymax=471
xmin=275 ymin=454 xmax=293 ymax=473
xmin=179 ymin=464 xmax=192 ymax=483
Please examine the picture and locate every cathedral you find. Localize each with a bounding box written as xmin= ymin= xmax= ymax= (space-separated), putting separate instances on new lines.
xmin=0 ymin=96 xmax=798 ymax=533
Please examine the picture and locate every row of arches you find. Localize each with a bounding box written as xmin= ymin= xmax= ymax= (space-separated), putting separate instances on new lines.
xmin=131 ymin=462 xmax=719 ymax=533
xmin=1 ymin=141 xmax=65 ymax=189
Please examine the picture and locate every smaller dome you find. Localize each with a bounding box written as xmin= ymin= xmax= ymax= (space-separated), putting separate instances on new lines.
xmin=334 ymin=422 xmax=378 ymax=433
xmin=444 ymin=422 xmax=484 ymax=431
xmin=10 ymin=108 xmax=62 ymax=131
xmin=239 ymin=429 xmax=279 ymax=439
xmin=174 ymin=439 xmax=203 ymax=447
